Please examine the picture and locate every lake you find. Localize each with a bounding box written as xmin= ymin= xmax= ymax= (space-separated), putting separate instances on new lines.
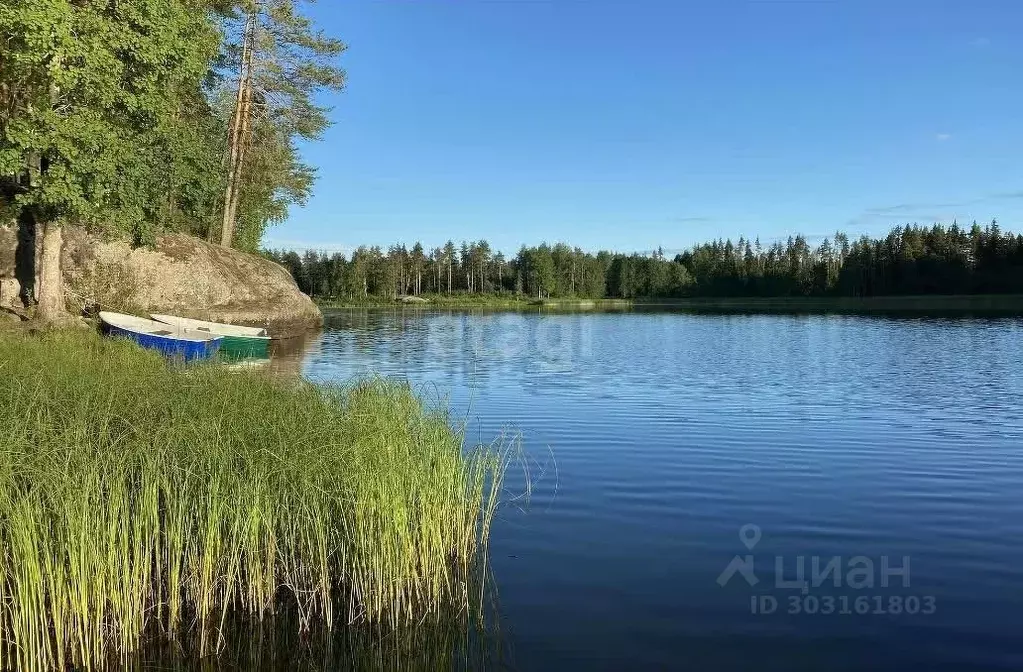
xmin=290 ymin=308 xmax=1023 ymax=671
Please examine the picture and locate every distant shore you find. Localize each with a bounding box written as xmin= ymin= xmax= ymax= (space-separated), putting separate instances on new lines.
xmin=317 ymin=295 xmax=633 ymax=309
xmin=634 ymin=294 xmax=1023 ymax=314
xmin=317 ymin=294 xmax=1023 ymax=315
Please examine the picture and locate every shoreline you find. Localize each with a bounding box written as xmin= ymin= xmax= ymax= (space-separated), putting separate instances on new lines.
xmin=318 ymin=294 xmax=1023 ymax=315
xmin=317 ymin=295 xmax=634 ymax=310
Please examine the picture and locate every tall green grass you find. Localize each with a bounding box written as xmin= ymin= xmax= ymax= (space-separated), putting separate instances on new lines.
xmin=0 ymin=330 xmax=506 ymax=670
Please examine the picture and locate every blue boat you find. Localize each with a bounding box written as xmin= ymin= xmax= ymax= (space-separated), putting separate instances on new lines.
xmin=99 ymin=311 xmax=223 ymax=361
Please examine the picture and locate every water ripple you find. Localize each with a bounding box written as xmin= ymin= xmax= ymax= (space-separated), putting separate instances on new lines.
xmin=299 ymin=309 xmax=1023 ymax=671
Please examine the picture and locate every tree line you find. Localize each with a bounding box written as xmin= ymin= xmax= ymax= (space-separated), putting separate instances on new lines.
xmin=1 ymin=0 xmax=344 ymax=320
xmin=264 ymin=241 xmax=696 ymax=300
xmin=267 ymin=221 xmax=1023 ymax=300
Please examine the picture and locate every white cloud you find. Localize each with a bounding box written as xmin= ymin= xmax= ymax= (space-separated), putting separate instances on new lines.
xmin=935 ymin=133 xmax=952 ymax=142
xmin=971 ymin=37 xmax=991 ymax=47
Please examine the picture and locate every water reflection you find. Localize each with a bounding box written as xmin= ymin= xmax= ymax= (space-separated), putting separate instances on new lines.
xmin=267 ymin=330 xmax=324 ymax=380
xmin=137 ymin=606 xmax=506 ymax=671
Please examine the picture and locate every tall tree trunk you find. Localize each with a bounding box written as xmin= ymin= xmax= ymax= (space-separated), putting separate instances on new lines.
xmin=223 ymin=70 xmax=253 ymax=246
xmin=221 ymin=13 xmax=256 ymax=248
xmin=34 ymin=53 xmax=67 ymax=322
xmin=36 ymin=219 xmax=65 ymax=322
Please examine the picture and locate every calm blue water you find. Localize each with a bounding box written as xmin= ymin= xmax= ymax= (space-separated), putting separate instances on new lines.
xmin=296 ymin=309 xmax=1023 ymax=671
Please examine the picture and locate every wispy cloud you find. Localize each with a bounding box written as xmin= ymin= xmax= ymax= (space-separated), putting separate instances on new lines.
xmin=844 ymin=191 xmax=1023 ymax=230
xmin=671 ymin=216 xmax=714 ymax=224
xmin=970 ymin=37 xmax=991 ymax=48
xmin=845 ymin=211 xmax=946 ymax=230
xmin=858 ymin=201 xmax=964 ymax=218
xmin=935 ymin=133 xmax=952 ymax=142
xmin=867 ymin=203 xmax=926 ymax=214
xmin=848 ymin=202 xmax=970 ymax=229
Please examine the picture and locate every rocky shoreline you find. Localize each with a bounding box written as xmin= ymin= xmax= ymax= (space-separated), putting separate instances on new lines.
xmin=1 ymin=225 xmax=321 ymax=338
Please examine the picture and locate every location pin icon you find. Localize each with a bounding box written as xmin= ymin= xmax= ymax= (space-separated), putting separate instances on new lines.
xmin=739 ymin=524 xmax=761 ymax=550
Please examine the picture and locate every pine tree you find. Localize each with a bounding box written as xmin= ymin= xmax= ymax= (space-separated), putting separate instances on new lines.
xmin=443 ymin=241 xmax=456 ymax=293
xmin=217 ymin=0 xmax=345 ymax=248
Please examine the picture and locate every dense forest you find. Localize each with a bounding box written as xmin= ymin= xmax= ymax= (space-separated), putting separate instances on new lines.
xmin=1 ymin=0 xmax=344 ymax=319
xmin=267 ymin=221 xmax=1023 ymax=300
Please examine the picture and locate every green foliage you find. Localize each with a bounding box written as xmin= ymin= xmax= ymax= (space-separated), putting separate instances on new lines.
xmin=675 ymin=221 xmax=1023 ymax=297
xmin=220 ymin=0 xmax=344 ymax=138
xmin=0 ymin=329 xmax=506 ymax=669
xmin=231 ymin=123 xmax=315 ymax=251
xmin=215 ymin=0 xmax=346 ymax=250
xmin=267 ymin=239 xmax=692 ymax=300
xmin=268 ymin=221 xmax=1023 ymax=302
xmin=0 ymin=0 xmax=344 ymax=252
xmin=0 ymin=0 xmax=221 ymax=237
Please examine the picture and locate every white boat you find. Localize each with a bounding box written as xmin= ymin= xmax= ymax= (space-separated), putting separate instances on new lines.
xmin=99 ymin=311 xmax=223 ymax=360
xmin=150 ymin=314 xmax=270 ymax=360
xmin=149 ymin=314 xmax=270 ymax=339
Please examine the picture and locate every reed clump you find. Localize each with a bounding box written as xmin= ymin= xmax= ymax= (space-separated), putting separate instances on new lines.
xmin=0 ymin=330 xmax=505 ymax=671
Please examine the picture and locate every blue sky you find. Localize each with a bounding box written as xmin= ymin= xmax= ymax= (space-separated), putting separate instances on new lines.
xmin=266 ymin=0 xmax=1023 ymax=256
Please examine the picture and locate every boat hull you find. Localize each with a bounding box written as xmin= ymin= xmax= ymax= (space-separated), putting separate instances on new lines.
xmin=219 ymin=334 xmax=271 ymax=361
xmin=103 ymin=323 xmax=222 ymax=361
xmin=149 ymin=314 xmax=271 ymax=361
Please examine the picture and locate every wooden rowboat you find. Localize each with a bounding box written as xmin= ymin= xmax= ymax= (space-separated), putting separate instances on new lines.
xmin=99 ymin=312 xmax=222 ymax=361
xmin=150 ymin=314 xmax=271 ymax=360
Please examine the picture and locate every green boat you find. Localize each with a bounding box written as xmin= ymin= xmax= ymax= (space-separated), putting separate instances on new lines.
xmin=150 ymin=314 xmax=271 ymax=360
